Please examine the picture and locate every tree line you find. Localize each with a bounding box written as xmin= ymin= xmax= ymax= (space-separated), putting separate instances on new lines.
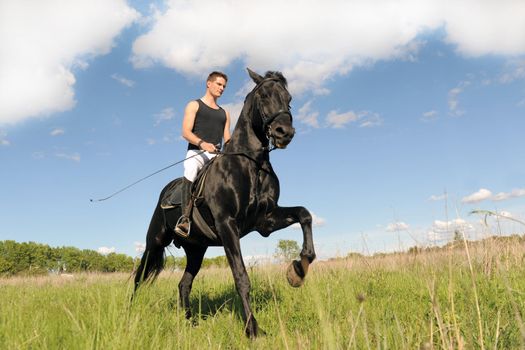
xmin=0 ymin=240 xmax=134 ymax=276
xmin=0 ymin=240 xmax=232 ymax=277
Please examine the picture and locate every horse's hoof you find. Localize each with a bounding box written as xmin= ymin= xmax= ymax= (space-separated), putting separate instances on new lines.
xmin=247 ymin=327 xmax=266 ymax=338
xmin=245 ymin=318 xmax=261 ymax=339
xmin=286 ymin=260 xmax=304 ymax=288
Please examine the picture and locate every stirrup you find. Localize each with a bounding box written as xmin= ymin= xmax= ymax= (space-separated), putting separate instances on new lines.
xmin=174 ymin=215 xmax=191 ymax=238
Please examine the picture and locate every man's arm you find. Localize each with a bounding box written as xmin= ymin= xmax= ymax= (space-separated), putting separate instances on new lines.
xmin=223 ymin=110 xmax=231 ymax=144
xmin=181 ymin=101 xmax=217 ymax=153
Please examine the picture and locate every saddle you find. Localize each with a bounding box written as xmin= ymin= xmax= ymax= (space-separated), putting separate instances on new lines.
xmin=160 ymin=156 xmax=220 ymax=242
xmin=160 ymin=178 xmax=184 ymax=207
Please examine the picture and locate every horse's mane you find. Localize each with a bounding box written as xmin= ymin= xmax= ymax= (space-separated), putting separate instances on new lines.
xmin=264 ymin=71 xmax=287 ymax=87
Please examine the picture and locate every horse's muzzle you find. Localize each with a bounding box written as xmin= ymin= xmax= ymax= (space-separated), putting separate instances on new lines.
xmin=272 ymin=125 xmax=295 ymax=148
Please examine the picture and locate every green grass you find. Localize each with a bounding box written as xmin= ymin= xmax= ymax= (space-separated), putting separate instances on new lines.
xmin=1 ymin=238 xmax=525 ymax=349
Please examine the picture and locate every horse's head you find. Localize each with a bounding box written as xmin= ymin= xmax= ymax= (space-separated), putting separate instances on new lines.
xmin=247 ymin=68 xmax=295 ymax=149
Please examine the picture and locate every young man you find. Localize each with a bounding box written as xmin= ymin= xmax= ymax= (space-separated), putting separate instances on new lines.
xmin=162 ymin=72 xmax=231 ymax=237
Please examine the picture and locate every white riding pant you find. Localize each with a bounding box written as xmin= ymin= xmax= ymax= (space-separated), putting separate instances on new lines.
xmin=183 ymin=150 xmax=217 ymax=182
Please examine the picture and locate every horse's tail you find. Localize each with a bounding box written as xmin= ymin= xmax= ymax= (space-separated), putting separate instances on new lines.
xmin=131 ymin=179 xmax=182 ymax=301
xmin=133 ymin=245 xmax=165 ymax=288
xmin=132 ymin=205 xmax=169 ymax=295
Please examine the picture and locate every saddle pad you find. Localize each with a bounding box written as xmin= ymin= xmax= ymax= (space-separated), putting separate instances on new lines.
xmin=160 ymin=178 xmax=183 ymax=207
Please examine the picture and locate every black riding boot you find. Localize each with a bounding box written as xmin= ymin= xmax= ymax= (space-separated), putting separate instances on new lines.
xmin=175 ymin=178 xmax=192 ymax=237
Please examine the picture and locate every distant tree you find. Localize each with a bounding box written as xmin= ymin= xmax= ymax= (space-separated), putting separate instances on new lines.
xmin=275 ymin=239 xmax=300 ymax=262
xmin=81 ymin=249 xmax=105 ymax=272
xmin=165 ymin=256 xmax=186 ymax=270
xmin=453 ymin=230 xmax=463 ymax=242
xmin=407 ymin=246 xmax=422 ymax=255
xmin=202 ymin=255 xmax=228 ymax=268
xmin=346 ymin=252 xmax=364 ymax=259
xmin=58 ymin=246 xmax=83 ymax=272
xmin=0 ymin=255 xmax=14 ymax=275
xmin=104 ymin=253 xmax=134 ymax=272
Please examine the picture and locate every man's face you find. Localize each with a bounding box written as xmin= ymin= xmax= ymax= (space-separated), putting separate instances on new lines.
xmin=207 ymin=77 xmax=227 ymax=98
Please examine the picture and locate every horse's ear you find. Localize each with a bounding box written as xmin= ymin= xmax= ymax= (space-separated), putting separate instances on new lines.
xmin=247 ymin=68 xmax=263 ymax=84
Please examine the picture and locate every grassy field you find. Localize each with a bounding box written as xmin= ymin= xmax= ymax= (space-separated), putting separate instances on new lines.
xmin=1 ymin=237 xmax=525 ymax=349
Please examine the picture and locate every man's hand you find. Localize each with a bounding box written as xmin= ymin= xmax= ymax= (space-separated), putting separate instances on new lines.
xmin=199 ymin=141 xmax=219 ymax=153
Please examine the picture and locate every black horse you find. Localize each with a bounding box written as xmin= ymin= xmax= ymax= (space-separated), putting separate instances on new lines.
xmin=133 ymin=68 xmax=316 ymax=338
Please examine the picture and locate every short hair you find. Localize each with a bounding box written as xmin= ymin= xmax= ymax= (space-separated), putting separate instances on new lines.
xmin=207 ymin=71 xmax=228 ymax=83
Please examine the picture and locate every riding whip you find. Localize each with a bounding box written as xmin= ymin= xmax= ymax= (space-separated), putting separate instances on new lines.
xmin=89 ymin=150 xmax=206 ymax=202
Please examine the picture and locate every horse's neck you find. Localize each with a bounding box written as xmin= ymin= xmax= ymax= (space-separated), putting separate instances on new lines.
xmin=227 ymin=108 xmax=268 ymax=154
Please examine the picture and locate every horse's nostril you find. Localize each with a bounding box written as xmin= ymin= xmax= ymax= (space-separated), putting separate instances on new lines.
xmin=275 ymin=126 xmax=294 ymax=137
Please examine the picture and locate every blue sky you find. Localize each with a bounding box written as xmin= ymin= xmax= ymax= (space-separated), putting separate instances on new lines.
xmin=1 ymin=0 xmax=525 ymax=260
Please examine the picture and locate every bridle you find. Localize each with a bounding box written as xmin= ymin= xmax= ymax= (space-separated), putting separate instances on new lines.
xmin=250 ymin=78 xmax=293 ymax=132
xmin=222 ymin=77 xmax=293 ymax=159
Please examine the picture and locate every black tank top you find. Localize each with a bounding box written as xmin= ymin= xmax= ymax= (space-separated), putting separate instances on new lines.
xmin=188 ymin=99 xmax=227 ymax=150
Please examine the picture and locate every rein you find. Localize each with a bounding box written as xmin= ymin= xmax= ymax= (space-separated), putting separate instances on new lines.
xmin=219 ymin=147 xmax=273 ymax=163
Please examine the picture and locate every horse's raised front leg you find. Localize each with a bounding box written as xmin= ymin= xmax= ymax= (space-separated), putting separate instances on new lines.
xmin=258 ymin=206 xmax=316 ymax=287
xmin=179 ymin=244 xmax=207 ymax=319
xmin=218 ymin=218 xmax=259 ymax=338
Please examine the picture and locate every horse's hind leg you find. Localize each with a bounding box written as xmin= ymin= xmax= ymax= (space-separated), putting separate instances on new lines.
xmin=179 ymin=244 xmax=207 ymax=319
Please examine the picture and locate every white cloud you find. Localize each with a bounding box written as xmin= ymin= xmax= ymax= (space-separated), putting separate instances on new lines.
xmin=326 ymin=110 xmax=358 ymax=128
xmin=146 ymin=133 xmax=179 ymax=146
xmin=441 ymin=1 xmax=525 ymax=57
xmin=132 ymin=0 xmax=429 ymax=95
xmin=438 ymin=187 xmax=525 ymax=204
xmin=131 ymin=0 xmax=525 ymax=97
xmin=492 ymin=188 xmax=525 ymax=201
xmin=296 ymin=101 xmax=320 ymax=128
xmin=448 ymin=80 xmax=470 ymax=116
xmin=221 ymin=101 xmax=244 ymax=130
xmin=421 ymin=110 xmax=438 ymax=122
xmin=312 ymin=212 xmax=327 ymax=227
xmin=428 ymin=218 xmax=474 ymax=242
xmin=462 ymin=188 xmax=492 ymax=204
xmin=55 ymin=152 xmax=81 ymax=163
xmin=0 ymin=0 xmax=139 ymax=125
xmin=427 ymin=229 xmax=447 ymax=243
xmin=50 ymin=128 xmax=65 ymax=137
xmin=135 ymin=241 xmax=146 ymax=254
xmin=358 ymin=112 xmax=383 ymax=128
xmin=432 ymin=218 xmax=469 ymax=231
xmin=153 ymin=107 xmax=175 ymax=126
xmin=0 ymin=130 xmax=10 ymax=146
xmin=499 ymin=59 xmax=525 ymax=83
xmin=386 ymin=222 xmax=410 ymax=232
xmin=97 ymin=246 xmax=116 ymax=255
xmin=428 ymin=193 xmax=447 ymax=201
xmin=111 ymin=73 xmax=136 ymax=88
xmin=297 ymin=104 xmax=382 ymax=129
xmin=291 ymin=211 xmax=326 ymax=229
